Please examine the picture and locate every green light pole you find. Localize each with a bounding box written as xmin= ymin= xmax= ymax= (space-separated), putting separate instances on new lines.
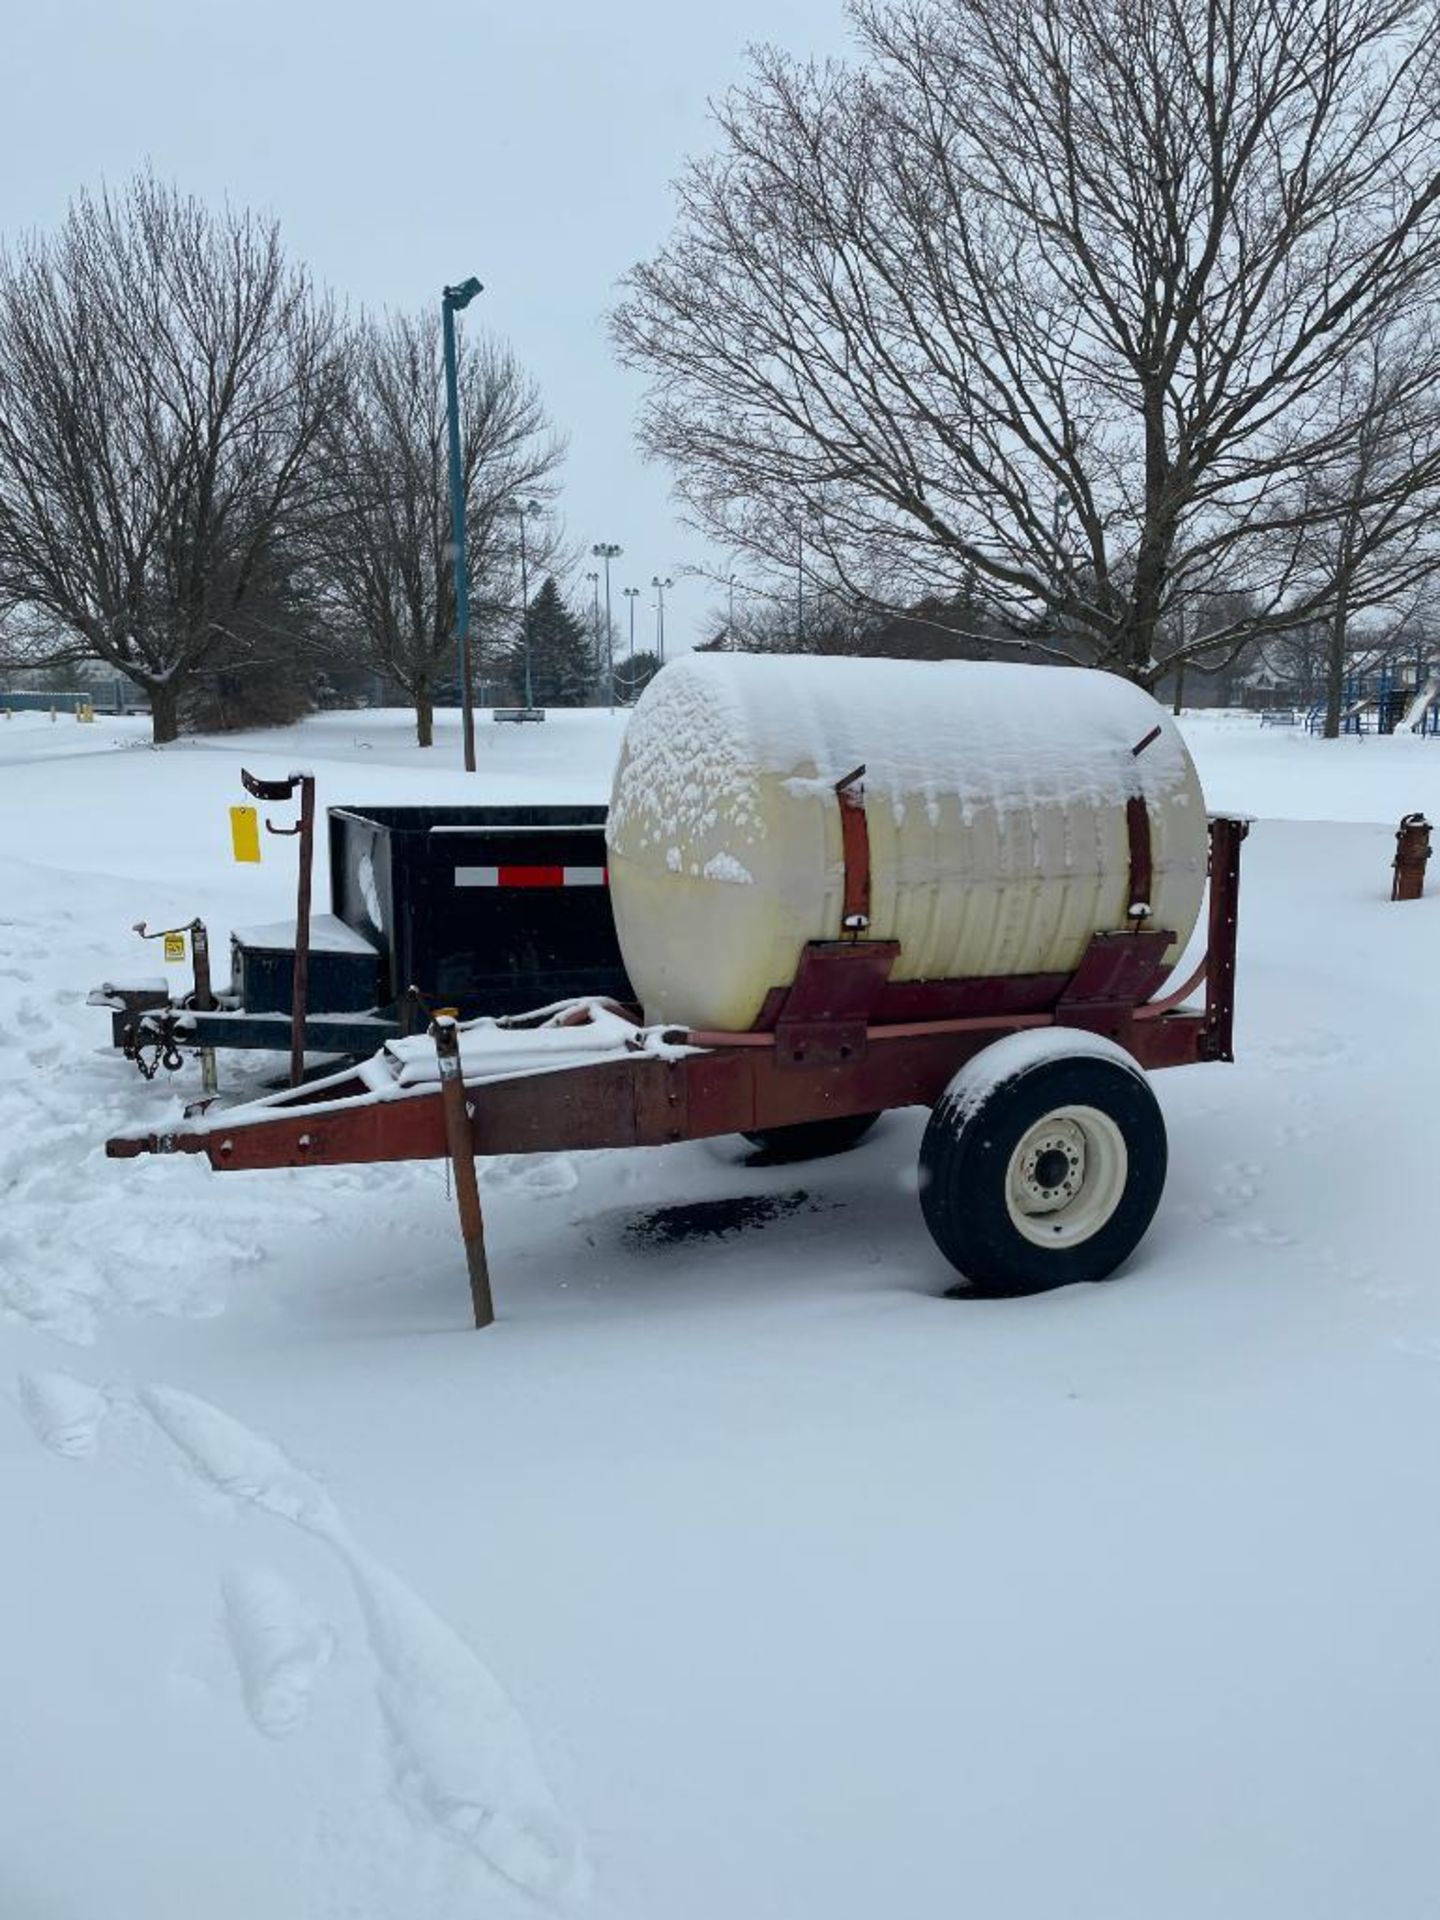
xmin=442 ymin=275 xmax=483 ymax=771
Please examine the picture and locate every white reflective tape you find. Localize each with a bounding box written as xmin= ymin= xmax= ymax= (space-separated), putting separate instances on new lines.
xmin=563 ymin=867 xmax=607 ymax=886
xmin=454 ymin=867 xmax=500 ymax=887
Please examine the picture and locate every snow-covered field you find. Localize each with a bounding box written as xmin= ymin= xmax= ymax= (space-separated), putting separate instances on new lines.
xmin=3 ymin=701 xmax=1439 ymax=1920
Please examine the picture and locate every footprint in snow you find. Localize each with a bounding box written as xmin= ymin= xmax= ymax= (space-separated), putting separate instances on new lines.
xmin=138 ymin=1384 xmax=586 ymax=1906
xmin=221 ymin=1564 xmax=335 ymax=1740
xmin=15 ymin=1368 xmax=109 ymax=1457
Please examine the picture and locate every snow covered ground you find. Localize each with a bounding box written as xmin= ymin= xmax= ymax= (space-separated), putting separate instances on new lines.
xmin=3 ymin=701 xmax=1439 ymax=1920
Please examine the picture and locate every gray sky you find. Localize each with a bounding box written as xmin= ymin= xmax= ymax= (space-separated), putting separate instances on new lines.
xmin=2 ymin=0 xmax=856 ymax=653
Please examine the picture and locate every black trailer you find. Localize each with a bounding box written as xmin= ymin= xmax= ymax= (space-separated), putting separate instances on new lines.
xmin=92 ymin=801 xmax=633 ymax=1073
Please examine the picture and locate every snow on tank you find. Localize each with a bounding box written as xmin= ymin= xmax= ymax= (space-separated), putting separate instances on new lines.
xmin=606 ymin=653 xmax=1208 ymax=1032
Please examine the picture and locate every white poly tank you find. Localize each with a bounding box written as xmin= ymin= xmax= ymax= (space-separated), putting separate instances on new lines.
xmin=606 ymin=654 xmax=1208 ymax=1032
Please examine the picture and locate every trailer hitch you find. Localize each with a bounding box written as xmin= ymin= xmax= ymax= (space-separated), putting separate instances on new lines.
xmin=122 ymin=1007 xmax=187 ymax=1080
xmin=131 ymin=917 xmax=218 ymax=1091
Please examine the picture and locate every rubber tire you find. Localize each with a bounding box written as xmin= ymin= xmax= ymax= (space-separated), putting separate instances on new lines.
xmin=919 ymin=1054 xmax=1167 ymax=1296
xmin=741 ymin=1112 xmax=881 ymax=1163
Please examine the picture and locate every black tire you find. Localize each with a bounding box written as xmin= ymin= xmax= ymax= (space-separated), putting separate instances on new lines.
xmin=741 ymin=1111 xmax=881 ymax=1163
xmin=919 ymin=1046 xmax=1167 ymax=1296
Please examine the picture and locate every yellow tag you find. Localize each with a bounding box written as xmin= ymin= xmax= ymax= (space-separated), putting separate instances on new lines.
xmin=163 ymin=931 xmax=187 ymax=964
xmin=230 ymin=805 xmax=261 ymax=864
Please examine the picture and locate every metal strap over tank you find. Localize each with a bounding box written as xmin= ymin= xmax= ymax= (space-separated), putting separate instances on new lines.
xmin=1125 ymin=795 xmax=1153 ymax=925
xmin=834 ymin=765 xmax=871 ymax=935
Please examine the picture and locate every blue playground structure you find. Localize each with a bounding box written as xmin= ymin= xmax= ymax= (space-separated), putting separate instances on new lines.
xmin=1306 ymin=660 xmax=1440 ymax=736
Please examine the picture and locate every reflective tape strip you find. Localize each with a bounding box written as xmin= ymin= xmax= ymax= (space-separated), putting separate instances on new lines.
xmin=454 ymin=865 xmax=608 ymax=888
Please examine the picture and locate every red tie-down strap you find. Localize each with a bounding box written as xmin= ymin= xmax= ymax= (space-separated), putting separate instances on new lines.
xmin=835 ymin=764 xmax=871 ymax=935
xmin=453 ymin=865 xmax=608 ymax=888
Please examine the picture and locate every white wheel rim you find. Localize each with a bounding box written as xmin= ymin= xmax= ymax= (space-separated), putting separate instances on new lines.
xmin=1004 ymin=1104 xmax=1129 ymax=1249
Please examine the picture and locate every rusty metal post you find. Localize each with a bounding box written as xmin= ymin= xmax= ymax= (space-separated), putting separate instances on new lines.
xmin=1201 ymin=815 xmax=1249 ymax=1062
xmin=431 ymin=1016 xmax=494 ymax=1329
xmin=190 ymin=921 xmax=219 ymax=1096
xmin=240 ymin=768 xmax=316 ymax=1087
xmin=1392 ymin=813 xmax=1432 ymax=901
xmin=290 ymin=775 xmax=316 ymax=1087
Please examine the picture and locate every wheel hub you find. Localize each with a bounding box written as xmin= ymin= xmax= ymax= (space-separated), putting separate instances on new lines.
xmin=1004 ymin=1105 xmax=1129 ymax=1249
xmin=1016 ymin=1121 xmax=1086 ymax=1213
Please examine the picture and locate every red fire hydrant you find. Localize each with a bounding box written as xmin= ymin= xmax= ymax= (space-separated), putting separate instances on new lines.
xmin=1392 ymin=813 xmax=1433 ymax=901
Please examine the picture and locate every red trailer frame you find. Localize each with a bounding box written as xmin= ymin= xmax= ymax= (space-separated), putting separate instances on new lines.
xmin=108 ymin=809 xmax=1248 ymax=1327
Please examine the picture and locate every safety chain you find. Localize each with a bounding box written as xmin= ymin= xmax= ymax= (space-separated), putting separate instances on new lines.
xmin=122 ymin=1012 xmax=187 ymax=1081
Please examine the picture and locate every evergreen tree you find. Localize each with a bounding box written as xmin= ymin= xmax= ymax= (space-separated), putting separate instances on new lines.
xmin=513 ymin=577 xmax=595 ymax=706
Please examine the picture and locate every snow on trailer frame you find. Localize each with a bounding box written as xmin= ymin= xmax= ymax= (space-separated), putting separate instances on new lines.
xmin=107 ymin=784 xmax=1249 ymax=1327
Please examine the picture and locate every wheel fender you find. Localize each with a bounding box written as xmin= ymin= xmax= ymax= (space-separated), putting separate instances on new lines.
xmin=938 ymin=1028 xmax=1145 ymax=1122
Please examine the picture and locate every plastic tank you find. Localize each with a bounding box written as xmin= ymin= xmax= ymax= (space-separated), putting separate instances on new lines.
xmin=607 ymin=654 xmax=1208 ymax=1031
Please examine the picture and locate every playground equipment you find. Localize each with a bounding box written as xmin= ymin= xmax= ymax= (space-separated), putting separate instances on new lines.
xmin=104 ymin=657 xmax=1249 ymax=1323
xmin=1307 ymin=660 xmax=1440 ymax=736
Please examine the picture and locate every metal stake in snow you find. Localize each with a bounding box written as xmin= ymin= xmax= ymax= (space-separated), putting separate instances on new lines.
xmin=1392 ymin=813 xmax=1433 ymax=902
xmin=431 ymin=1016 xmax=495 ymax=1330
xmin=240 ymin=768 xmax=316 ymax=1087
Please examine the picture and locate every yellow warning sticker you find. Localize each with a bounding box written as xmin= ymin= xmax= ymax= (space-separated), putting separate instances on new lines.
xmin=230 ymin=805 xmax=261 ymax=864
xmin=163 ymin=931 xmax=187 ymax=964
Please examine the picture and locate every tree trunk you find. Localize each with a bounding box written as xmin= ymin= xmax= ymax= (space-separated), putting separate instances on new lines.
xmin=150 ymin=682 xmax=180 ymax=744
xmin=1172 ymin=658 xmax=1186 ymax=716
xmin=1323 ymin=593 xmax=1350 ymax=739
xmin=414 ymin=682 xmax=434 ymax=749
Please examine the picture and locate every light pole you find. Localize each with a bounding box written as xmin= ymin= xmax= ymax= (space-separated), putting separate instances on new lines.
xmin=509 ymin=498 xmax=542 ymax=709
xmin=796 ymin=520 xmax=804 ymax=648
xmin=441 ymin=274 xmax=483 ymax=772
xmin=584 ymin=570 xmax=600 ymax=696
xmin=622 ymin=586 xmax=640 ymax=698
xmin=728 ymin=575 xmax=737 ymax=646
xmin=591 ymin=542 xmax=622 ymax=710
xmin=651 ymin=576 xmax=673 ymax=665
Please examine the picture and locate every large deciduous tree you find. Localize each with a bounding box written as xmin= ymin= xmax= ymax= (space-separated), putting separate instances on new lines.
xmin=0 ymin=175 xmax=341 ymax=741
xmin=614 ymin=0 xmax=1440 ymax=685
xmin=315 ymin=311 xmax=562 ymax=747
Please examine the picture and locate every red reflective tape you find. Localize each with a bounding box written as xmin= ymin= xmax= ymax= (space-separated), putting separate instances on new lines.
xmin=498 ymin=865 xmax=565 ymax=887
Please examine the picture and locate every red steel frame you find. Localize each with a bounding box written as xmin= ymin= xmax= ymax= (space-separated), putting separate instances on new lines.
xmin=108 ymin=815 xmax=1249 ymax=1300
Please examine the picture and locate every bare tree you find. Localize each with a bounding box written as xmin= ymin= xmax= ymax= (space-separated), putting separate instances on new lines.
xmin=0 ymin=175 xmax=342 ymax=741
xmin=314 ymin=311 xmax=562 ymax=747
xmin=1278 ymin=326 xmax=1440 ymax=733
xmin=614 ymin=0 xmax=1440 ymax=686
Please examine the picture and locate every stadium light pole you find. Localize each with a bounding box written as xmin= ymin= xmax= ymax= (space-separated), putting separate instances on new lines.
xmin=442 ymin=274 xmax=483 ymax=771
xmin=651 ymin=575 xmax=673 ymax=665
xmin=591 ymin=542 xmax=622 ymax=711
xmin=509 ymin=498 xmax=542 ymax=709
xmin=622 ymin=586 xmax=640 ymax=698
xmin=584 ymin=570 xmax=600 ymax=697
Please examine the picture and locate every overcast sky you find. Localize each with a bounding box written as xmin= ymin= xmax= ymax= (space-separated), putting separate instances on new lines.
xmin=2 ymin=0 xmax=856 ymax=654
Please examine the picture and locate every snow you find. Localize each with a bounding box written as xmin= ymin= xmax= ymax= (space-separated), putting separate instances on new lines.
xmin=231 ymin=914 xmax=379 ymax=957
xmin=4 ymin=698 xmax=1440 ymax=1920
xmin=610 ymin=655 xmax=1195 ymax=859
xmin=936 ymin=1026 xmax=1147 ymax=1124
